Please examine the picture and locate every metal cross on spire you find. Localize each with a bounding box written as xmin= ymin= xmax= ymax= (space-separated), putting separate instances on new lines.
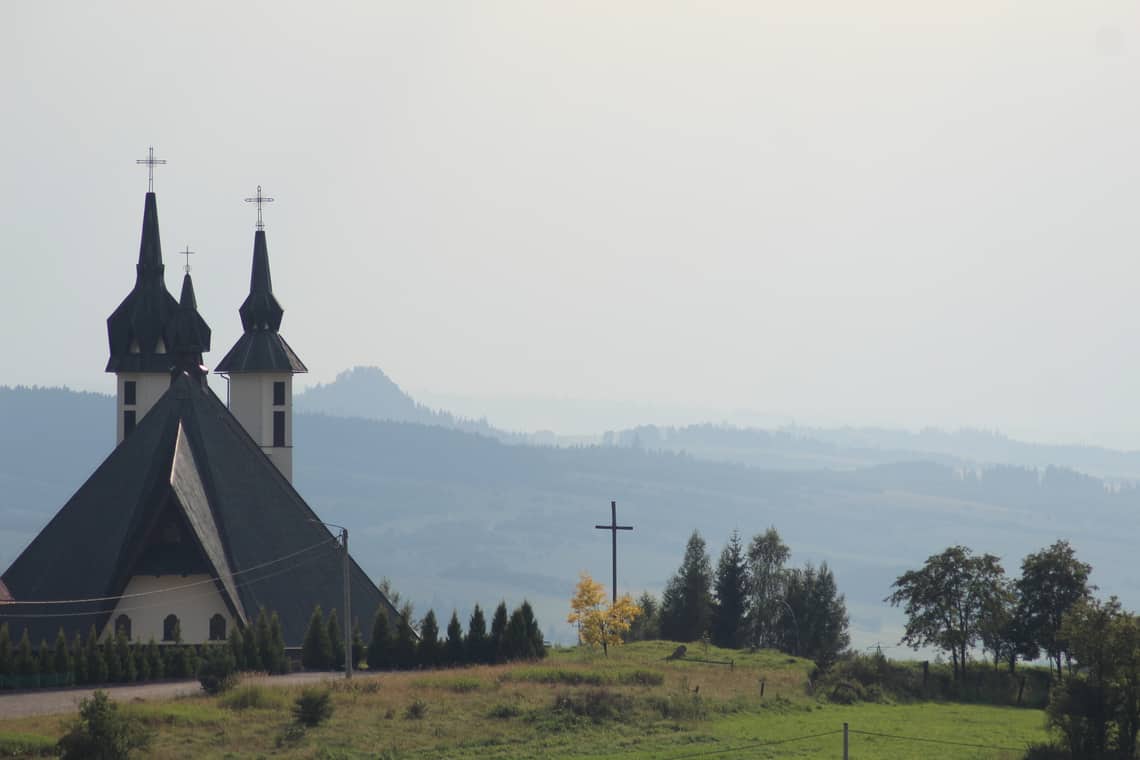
xmin=181 ymin=245 xmax=194 ymax=274
xmin=595 ymin=501 xmax=634 ymax=603
xmin=135 ymin=146 xmax=166 ymax=192
xmin=244 ymin=185 xmax=275 ymax=230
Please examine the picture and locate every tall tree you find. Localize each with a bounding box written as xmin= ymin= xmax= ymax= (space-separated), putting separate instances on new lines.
xmin=886 ymin=545 xmax=1006 ymax=681
xmin=567 ymin=572 xmax=640 ymax=655
xmin=327 ymin=608 xmax=345 ymax=671
xmin=467 ymin=605 xmax=489 ymax=664
xmin=0 ymin=624 xmax=10 ymax=678
xmin=367 ymin=607 xmax=393 ymax=670
xmin=746 ymin=527 xmax=790 ymax=649
xmin=302 ymin=606 xmax=333 ymax=670
xmin=1016 ymin=539 xmax=1092 ymax=680
xmin=393 ymin=608 xmax=418 ymax=668
xmin=445 ymin=611 xmax=465 ymax=665
xmin=626 ymin=592 xmax=660 ymax=642
xmin=781 ymin=562 xmax=850 ymax=668
xmin=520 ymin=601 xmax=546 ymax=660
xmin=490 ymin=602 xmax=509 ymax=663
xmin=418 ymin=610 xmax=441 ymax=667
xmin=712 ymin=530 xmax=749 ymax=648
xmin=660 ymin=531 xmax=714 ymax=642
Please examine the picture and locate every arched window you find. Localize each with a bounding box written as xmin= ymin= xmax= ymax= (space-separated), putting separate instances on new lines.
xmin=115 ymin=614 xmax=132 ymax=641
xmin=209 ymin=614 xmax=226 ymax=641
xmin=163 ymin=614 xmax=180 ymax=642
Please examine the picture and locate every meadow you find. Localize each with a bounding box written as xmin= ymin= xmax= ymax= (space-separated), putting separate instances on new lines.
xmin=0 ymin=642 xmax=1049 ymax=759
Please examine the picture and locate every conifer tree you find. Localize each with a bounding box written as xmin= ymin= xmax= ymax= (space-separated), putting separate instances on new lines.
xmin=367 ymin=607 xmax=393 ymax=670
xmin=86 ymin=626 xmax=107 ymax=684
xmin=712 ymin=530 xmax=749 ymax=648
xmin=418 ymin=610 xmax=441 ymax=668
xmin=37 ymin=638 xmax=53 ymax=681
xmin=115 ymin=631 xmax=131 ymax=682
xmin=660 ymin=530 xmax=714 ymax=642
xmin=520 ymin=601 xmax=546 ymax=659
xmin=53 ymin=629 xmax=71 ymax=684
xmin=146 ymin=638 xmax=163 ymax=680
xmin=242 ymin=622 xmax=260 ymax=671
xmin=16 ymin=630 xmax=37 ymax=679
xmin=135 ymin=642 xmax=150 ymax=682
xmin=466 ymin=605 xmax=488 ymax=664
xmin=104 ymin=636 xmax=122 ymax=683
xmin=255 ymin=609 xmax=273 ymax=674
xmin=269 ymin=613 xmax=287 ymax=674
xmin=627 ymin=592 xmax=660 ymax=642
xmin=745 ymin=527 xmax=790 ymax=649
xmin=351 ymin=621 xmax=365 ymax=670
xmin=0 ymin=623 xmax=10 ymax=678
xmin=124 ymin=642 xmax=137 ymax=682
xmin=504 ymin=607 xmax=528 ymax=661
xmin=328 ymin=608 xmax=345 ymax=671
xmin=393 ymin=610 xmax=417 ymax=669
xmin=445 ymin=611 xmax=465 ymax=665
xmin=302 ymin=606 xmax=331 ymax=670
xmin=71 ymin=632 xmax=87 ymax=685
xmin=490 ymin=602 xmax=509 ymax=664
xmin=228 ymin=627 xmax=245 ymax=671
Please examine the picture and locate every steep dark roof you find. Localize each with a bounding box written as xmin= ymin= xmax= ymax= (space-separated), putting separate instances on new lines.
xmin=215 ymin=230 xmax=307 ymax=374
xmin=166 ymin=273 xmax=212 ymax=377
xmin=1 ymin=374 xmax=394 ymax=645
xmin=106 ymin=193 xmax=180 ymax=373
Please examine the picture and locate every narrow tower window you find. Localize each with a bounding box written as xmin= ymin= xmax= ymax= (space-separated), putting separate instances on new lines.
xmin=273 ymin=381 xmax=285 ymax=406
xmin=124 ymin=381 xmax=137 ymax=406
xmin=273 ymin=411 xmax=286 ymax=447
xmin=209 ymin=614 xmax=226 ymax=641
xmin=163 ymin=614 xmax=180 ymax=642
xmin=124 ymin=410 xmax=137 ymax=437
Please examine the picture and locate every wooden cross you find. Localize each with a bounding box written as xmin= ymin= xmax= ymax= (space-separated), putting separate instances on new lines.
xmin=135 ymin=146 xmax=166 ymax=192
xmin=595 ymin=501 xmax=633 ymax=603
xmin=181 ymin=245 xmax=194 ymax=274
xmin=244 ymin=185 xmax=275 ymax=230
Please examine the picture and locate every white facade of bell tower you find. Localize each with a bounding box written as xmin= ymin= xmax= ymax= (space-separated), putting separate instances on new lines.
xmin=228 ymin=373 xmax=295 ymax=481
xmin=115 ymin=372 xmax=171 ymax=444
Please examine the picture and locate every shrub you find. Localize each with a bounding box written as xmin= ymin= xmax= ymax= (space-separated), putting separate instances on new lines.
xmin=404 ymin=699 xmax=428 ymax=720
xmin=618 ymin=669 xmax=665 ymax=686
xmin=0 ymin=733 xmax=55 ymax=757
xmin=219 ymin=684 xmax=285 ymax=711
xmin=645 ymin=692 xmax=708 ymax=721
xmin=293 ymin=688 xmax=334 ymax=727
xmin=197 ymin=646 xmax=238 ymax=696
xmin=1022 ymin=743 xmax=1070 ymax=760
xmin=57 ymin=690 xmax=153 ymax=760
xmin=488 ymin=702 xmax=522 ymax=719
xmin=551 ymin=689 xmax=633 ymax=723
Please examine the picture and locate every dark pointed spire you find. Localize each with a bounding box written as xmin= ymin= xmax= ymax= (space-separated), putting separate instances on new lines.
xmin=239 ymin=231 xmax=285 ymax=332
xmin=107 ymin=192 xmax=180 ymax=373
xmin=167 ymin=272 xmax=212 ymax=384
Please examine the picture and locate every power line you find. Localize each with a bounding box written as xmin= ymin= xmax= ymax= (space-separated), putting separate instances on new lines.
xmin=849 ymin=728 xmax=1024 ymax=752
xmin=1 ymin=536 xmax=338 ymax=608
xmin=665 ymin=729 xmax=843 ymax=758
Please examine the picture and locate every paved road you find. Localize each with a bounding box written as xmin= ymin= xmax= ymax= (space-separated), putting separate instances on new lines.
xmin=0 ymin=671 xmax=348 ymax=720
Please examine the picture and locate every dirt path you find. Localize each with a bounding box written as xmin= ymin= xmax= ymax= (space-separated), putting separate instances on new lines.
xmin=0 ymin=671 xmax=351 ymax=720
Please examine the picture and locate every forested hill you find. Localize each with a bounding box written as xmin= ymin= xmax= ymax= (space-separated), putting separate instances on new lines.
xmin=3 ymin=384 xmax=1140 ymax=647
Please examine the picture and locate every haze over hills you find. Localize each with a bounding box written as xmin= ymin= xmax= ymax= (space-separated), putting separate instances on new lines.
xmin=4 ymin=375 xmax=1140 ymax=649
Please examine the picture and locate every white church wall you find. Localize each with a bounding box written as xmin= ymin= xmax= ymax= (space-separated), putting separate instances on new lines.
xmin=228 ymin=373 xmax=293 ymax=481
xmin=102 ymin=574 xmax=235 ymax=644
xmin=116 ymin=373 xmax=170 ymax=444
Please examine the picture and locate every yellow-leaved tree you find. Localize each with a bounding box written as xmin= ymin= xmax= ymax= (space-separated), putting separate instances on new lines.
xmin=567 ymin=572 xmax=642 ymax=655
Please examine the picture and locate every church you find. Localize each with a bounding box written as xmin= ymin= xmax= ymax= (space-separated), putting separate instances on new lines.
xmin=1 ymin=157 xmax=398 ymax=648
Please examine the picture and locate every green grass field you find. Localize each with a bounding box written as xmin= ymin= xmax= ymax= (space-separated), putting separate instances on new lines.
xmin=0 ymin=642 xmax=1049 ymax=759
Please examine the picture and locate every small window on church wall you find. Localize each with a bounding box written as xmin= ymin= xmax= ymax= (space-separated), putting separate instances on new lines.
xmin=116 ymin=614 xmax=132 ymax=641
xmin=273 ymin=381 xmax=286 ymax=406
xmin=124 ymin=410 xmax=137 ymax=437
xmin=273 ymin=411 xmax=286 ymax=447
xmin=124 ymin=381 xmax=137 ymax=406
xmin=163 ymin=614 xmax=180 ymax=642
xmin=209 ymin=614 xmax=226 ymax=641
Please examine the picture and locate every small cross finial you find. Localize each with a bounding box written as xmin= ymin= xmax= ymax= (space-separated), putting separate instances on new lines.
xmin=244 ymin=185 xmax=275 ymax=230
xmin=135 ymin=146 xmax=166 ymax=192
xmin=181 ymin=245 xmax=195 ymax=274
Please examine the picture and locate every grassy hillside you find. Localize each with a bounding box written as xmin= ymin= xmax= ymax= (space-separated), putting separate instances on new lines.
xmin=0 ymin=643 xmax=1048 ymax=759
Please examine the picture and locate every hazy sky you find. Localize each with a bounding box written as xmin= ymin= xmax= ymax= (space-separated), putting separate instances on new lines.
xmin=4 ymin=2 xmax=1140 ymax=443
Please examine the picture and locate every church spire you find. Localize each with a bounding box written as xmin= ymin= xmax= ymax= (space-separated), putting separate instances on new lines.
xmin=167 ymin=270 xmax=212 ymax=383
xmin=239 ymin=231 xmax=285 ymax=332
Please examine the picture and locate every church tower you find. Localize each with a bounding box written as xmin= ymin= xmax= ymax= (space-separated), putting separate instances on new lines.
xmin=106 ymin=149 xmax=180 ymax=444
xmin=215 ymin=187 xmax=307 ymax=482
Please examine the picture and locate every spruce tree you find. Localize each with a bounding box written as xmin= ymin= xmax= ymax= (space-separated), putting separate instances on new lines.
xmin=269 ymin=613 xmax=287 ymax=674
xmin=393 ymin=610 xmax=417 ymax=669
xmin=135 ymin=642 xmax=150 ymax=682
xmin=37 ymin=638 xmax=53 ymax=681
xmin=115 ymin=631 xmax=132 ymax=682
xmin=466 ymin=605 xmax=488 ymax=664
xmin=104 ymin=636 xmax=122 ymax=683
xmin=490 ymin=602 xmax=509 ymax=664
xmin=302 ymin=606 xmax=330 ymax=670
xmin=255 ymin=609 xmax=273 ymax=674
xmin=53 ymin=629 xmax=71 ymax=684
xmin=351 ymin=621 xmax=365 ymax=670
xmin=71 ymin=632 xmax=87 ymax=685
xmin=627 ymin=592 xmax=660 ymax=642
xmin=520 ymin=601 xmax=546 ymax=659
xmin=504 ymin=607 xmax=528 ymax=661
xmin=445 ymin=611 xmax=465 ymax=665
xmin=228 ymin=627 xmax=245 ymax=671
xmin=146 ymin=638 xmax=163 ymax=680
xmin=328 ymin=608 xmax=345 ymax=671
xmin=660 ymin=530 xmax=714 ymax=642
xmin=712 ymin=530 xmax=749 ymax=648
xmin=0 ymin=623 xmax=10 ymax=678
xmin=242 ymin=622 xmax=260 ymax=671
xmin=418 ymin=610 xmax=441 ymax=668
xmin=367 ymin=607 xmax=393 ymax=670
xmin=86 ymin=626 xmax=108 ymax=684
xmin=16 ymin=630 xmax=37 ymax=680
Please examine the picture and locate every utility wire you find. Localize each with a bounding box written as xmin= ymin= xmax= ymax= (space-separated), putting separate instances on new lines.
xmin=664 ymin=729 xmax=843 ymax=758
xmin=849 ymin=728 xmax=1024 ymax=752
xmin=1 ymin=536 xmax=339 ymax=608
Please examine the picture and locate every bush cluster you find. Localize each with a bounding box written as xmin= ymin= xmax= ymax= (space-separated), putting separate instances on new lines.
xmin=0 ymin=609 xmax=288 ymax=691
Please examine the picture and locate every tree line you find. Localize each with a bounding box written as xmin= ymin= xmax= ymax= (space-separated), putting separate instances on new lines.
xmin=625 ymin=527 xmax=850 ymax=668
xmin=302 ymin=600 xmax=547 ymax=671
xmin=0 ymin=609 xmax=288 ymax=690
